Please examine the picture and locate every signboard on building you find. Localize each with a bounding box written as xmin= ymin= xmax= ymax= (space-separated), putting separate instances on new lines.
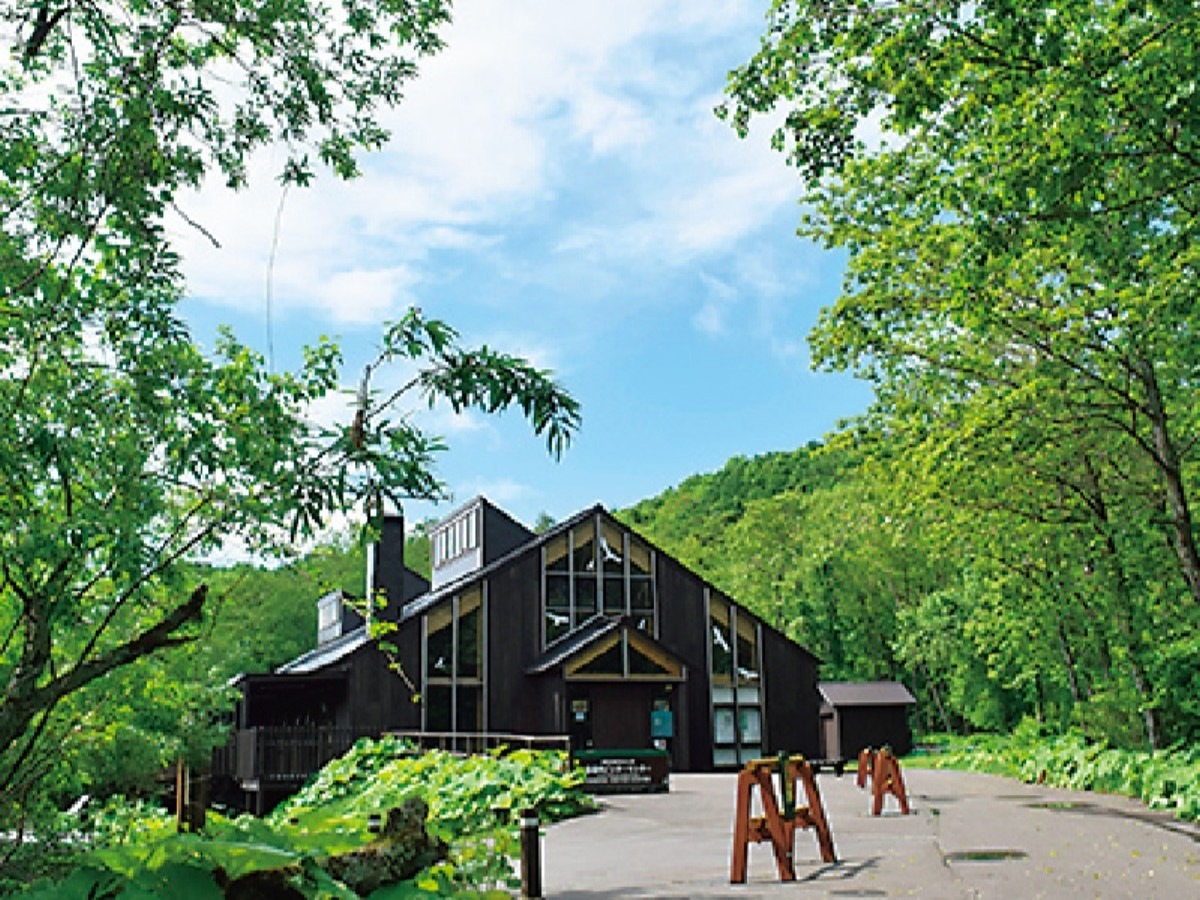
xmin=575 ymin=749 xmax=670 ymax=794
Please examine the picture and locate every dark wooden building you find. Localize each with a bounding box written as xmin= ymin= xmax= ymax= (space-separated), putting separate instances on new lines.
xmin=818 ymin=681 xmax=916 ymax=760
xmin=219 ymin=498 xmax=823 ymax=809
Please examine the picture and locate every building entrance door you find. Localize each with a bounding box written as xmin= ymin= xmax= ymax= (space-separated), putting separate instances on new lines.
xmin=566 ymin=683 xmax=673 ymax=752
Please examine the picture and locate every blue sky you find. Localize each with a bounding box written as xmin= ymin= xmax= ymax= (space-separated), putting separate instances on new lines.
xmin=176 ymin=0 xmax=873 ymax=532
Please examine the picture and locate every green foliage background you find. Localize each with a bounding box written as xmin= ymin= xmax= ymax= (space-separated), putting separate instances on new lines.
xmin=618 ymin=441 xmax=1200 ymax=752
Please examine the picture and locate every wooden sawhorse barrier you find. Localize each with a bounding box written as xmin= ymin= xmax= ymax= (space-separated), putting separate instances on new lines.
xmin=856 ymin=747 xmax=910 ymax=815
xmin=730 ymin=753 xmax=836 ymax=883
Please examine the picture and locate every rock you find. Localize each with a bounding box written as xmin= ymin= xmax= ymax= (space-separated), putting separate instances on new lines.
xmin=319 ymin=797 xmax=448 ymax=896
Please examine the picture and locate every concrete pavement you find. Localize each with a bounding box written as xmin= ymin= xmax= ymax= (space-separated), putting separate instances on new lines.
xmin=540 ymin=768 xmax=1199 ymax=898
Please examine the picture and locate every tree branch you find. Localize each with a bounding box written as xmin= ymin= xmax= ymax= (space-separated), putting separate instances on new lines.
xmin=24 ymin=5 xmax=70 ymax=61
xmin=30 ymin=584 xmax=208 ymax=718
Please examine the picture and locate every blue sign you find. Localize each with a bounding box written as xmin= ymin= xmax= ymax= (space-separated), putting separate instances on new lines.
xmin=650 ymin=709 xmax=674 ymax=739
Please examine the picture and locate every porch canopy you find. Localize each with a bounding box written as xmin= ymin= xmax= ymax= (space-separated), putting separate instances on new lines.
xmin=526 ymin=615 xmax=686 ymax=681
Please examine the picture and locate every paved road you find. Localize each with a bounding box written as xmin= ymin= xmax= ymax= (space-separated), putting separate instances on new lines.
xmin=541 ymin=768 xmax=1199 ymax=898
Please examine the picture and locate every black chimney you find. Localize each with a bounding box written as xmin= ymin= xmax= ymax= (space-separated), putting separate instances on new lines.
xmin=367 ymin=513 xmax=407 ymax=624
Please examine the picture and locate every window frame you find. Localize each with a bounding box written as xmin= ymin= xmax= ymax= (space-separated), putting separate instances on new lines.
xmin=541 ymin=515 xmax=659 ymax=648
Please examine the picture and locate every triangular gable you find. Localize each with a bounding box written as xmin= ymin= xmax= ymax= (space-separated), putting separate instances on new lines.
xmin=527 ymin=616 xmax=684 ymax=681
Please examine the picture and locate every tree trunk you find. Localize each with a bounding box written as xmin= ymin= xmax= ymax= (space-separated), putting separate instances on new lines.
xmin=0 ymin=585 xmax=207 ymax=790
xmin=1078 ymin=458 xmax=1160 ymax=749
xmin=1055 ymin=618 xmax=1083 ymax=703
xmin=1134 ymin=355 xmax=1200 ymax=604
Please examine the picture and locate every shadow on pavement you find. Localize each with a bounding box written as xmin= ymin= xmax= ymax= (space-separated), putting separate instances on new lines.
xmin=1024 ymin=798 xmax=1200 ymax=842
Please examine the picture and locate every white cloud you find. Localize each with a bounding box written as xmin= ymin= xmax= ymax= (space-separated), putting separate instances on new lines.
xmin=174 ymin=1 xmax=795 ymax=317
xmin=693 ymin=272 xmax=739 ymax=336
xmin=418 ymin=403 xmax=491 ymax=440
xmin=692 ymin=302 xmax=725 ymax=336
xmin=455 ymin=477 xmax=535 ymax=510
xmin=319 ymin=267 xmax=419 ymax=326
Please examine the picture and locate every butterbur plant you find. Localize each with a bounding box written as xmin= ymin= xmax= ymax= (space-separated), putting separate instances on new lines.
xmin=17 ymin=742 xmax=593 ymax=897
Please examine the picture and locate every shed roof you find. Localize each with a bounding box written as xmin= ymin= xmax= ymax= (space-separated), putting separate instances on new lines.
xmin=275 ymin=626 xmax=370 ymax=674
xmin=819 ymin=681 xmax=916 ymax=707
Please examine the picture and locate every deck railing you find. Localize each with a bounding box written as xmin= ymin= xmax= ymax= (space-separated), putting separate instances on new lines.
xmin=217 ymin=726 xmax=573 ymax=786
xmin=227 ymin=726 xmax=373 ymax=784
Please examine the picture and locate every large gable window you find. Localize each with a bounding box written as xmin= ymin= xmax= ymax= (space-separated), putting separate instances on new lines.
xmin=564 ymin=629 xmax=683 ymax=680
xmin=423 ymin=585 xmax=485 ymax=740
xmin=542 ymin=515 xmax=657 ymax=647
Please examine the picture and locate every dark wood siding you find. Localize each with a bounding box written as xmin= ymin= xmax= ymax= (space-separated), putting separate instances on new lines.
xmin=830 ymin=705 xmax=912 ymax=759
xmin=342 ymin=632 xmax=422 ymax=733
xmin=485 ymin=548 xmax=561 ymax=735
xmin=760 ymin=627 xmax=821 ymax=758
xmin=483 ymin=503 xmax=535 ymax=565
xmin=653 ymin=553 xmax=711 ymax=772
xmin=373 ymin=516 xmax=407 ymax=622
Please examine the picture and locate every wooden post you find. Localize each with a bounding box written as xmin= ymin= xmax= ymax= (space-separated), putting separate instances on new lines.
xmin=790 ymin=756 xmax=836 ymax=864
xmin=856 ymin=747 xmax=872 ymax=790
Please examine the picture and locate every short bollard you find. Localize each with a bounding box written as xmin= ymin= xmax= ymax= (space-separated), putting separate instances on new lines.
xmin=520 ymin=807 xmax=542 ymax=899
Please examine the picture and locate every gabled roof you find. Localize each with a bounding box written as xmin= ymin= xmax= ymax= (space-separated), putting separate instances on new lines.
xmin=397 ymin=503 xmax=817 ymax=664
xmin=819 ymin=681 xmax=916 ymax=707
xmin=265 ymin=499 xmax=819 ymax=678
xmin=525 ymin=614 xmax=686 ymax=678
xmin=525 ymin=615 xmax=624 ymax=675
xmin=399 ymin=503 xmax=603 ymax=623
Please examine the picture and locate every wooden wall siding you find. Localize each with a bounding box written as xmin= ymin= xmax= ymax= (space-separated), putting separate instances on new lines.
xmin=761 ymin=627 xmax=821 ymax=758
xmin=372 ymin=516 xmax=409 ymax=622
xmin=337 ymin=602 xmax=366 ymax=643
xmin=485 ymin=548 xmax=557 ymax=734
xmin=237 ymin=676 xmax=348 ymax=729
xmin=653 ymin=553 xmax=712 ymax=772
xmin=829 ymin=705 xmax=912 ymax=759
xmin=346 ymin=649 xmax=391 ymax=733
xmin=394 ymin=613 xmax=423 ymax=731
xmin=482 ymin=503 xmax=534 ymax=565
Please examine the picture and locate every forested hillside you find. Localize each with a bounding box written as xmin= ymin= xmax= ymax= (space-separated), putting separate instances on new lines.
xmin=703 ymin=0 xmax=1200 ymax=756
xmin=618 ymin=445 xmax=938 ymax=702
xmin=620 ymin=435 xmax=1200 ymax=752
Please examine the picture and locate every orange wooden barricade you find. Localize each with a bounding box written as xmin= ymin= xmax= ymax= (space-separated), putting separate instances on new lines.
xmin=730 ymin=754 xmax=836 ymax=883
xmin=856 ymin=747 xmax=910 ymax=815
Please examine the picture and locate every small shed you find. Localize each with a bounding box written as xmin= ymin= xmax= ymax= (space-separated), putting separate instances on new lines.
xmin=818 ymin=681 xmax=916 ymax=760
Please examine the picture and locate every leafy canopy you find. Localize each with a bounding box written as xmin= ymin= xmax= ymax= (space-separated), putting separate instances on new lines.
xmin=0 ymin=0 xmax=581 ymax=828
xmin=718 ymin=0 xmax=1200 ymax=748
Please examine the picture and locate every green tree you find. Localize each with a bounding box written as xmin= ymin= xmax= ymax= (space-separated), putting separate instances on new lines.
xmin=722 ymin=0 xmax=1200 ymax=603
xmin=0 ymin=1 xmax=581 ymax=824
xmin=722 ymin=0 xmax=1200 ymax=745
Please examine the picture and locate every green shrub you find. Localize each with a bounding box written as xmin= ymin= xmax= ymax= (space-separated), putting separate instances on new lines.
xmin=908 ymin=722 xmax=1200 ymax=821
xmin=10 ymin=740 xmax=595 ymax=898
